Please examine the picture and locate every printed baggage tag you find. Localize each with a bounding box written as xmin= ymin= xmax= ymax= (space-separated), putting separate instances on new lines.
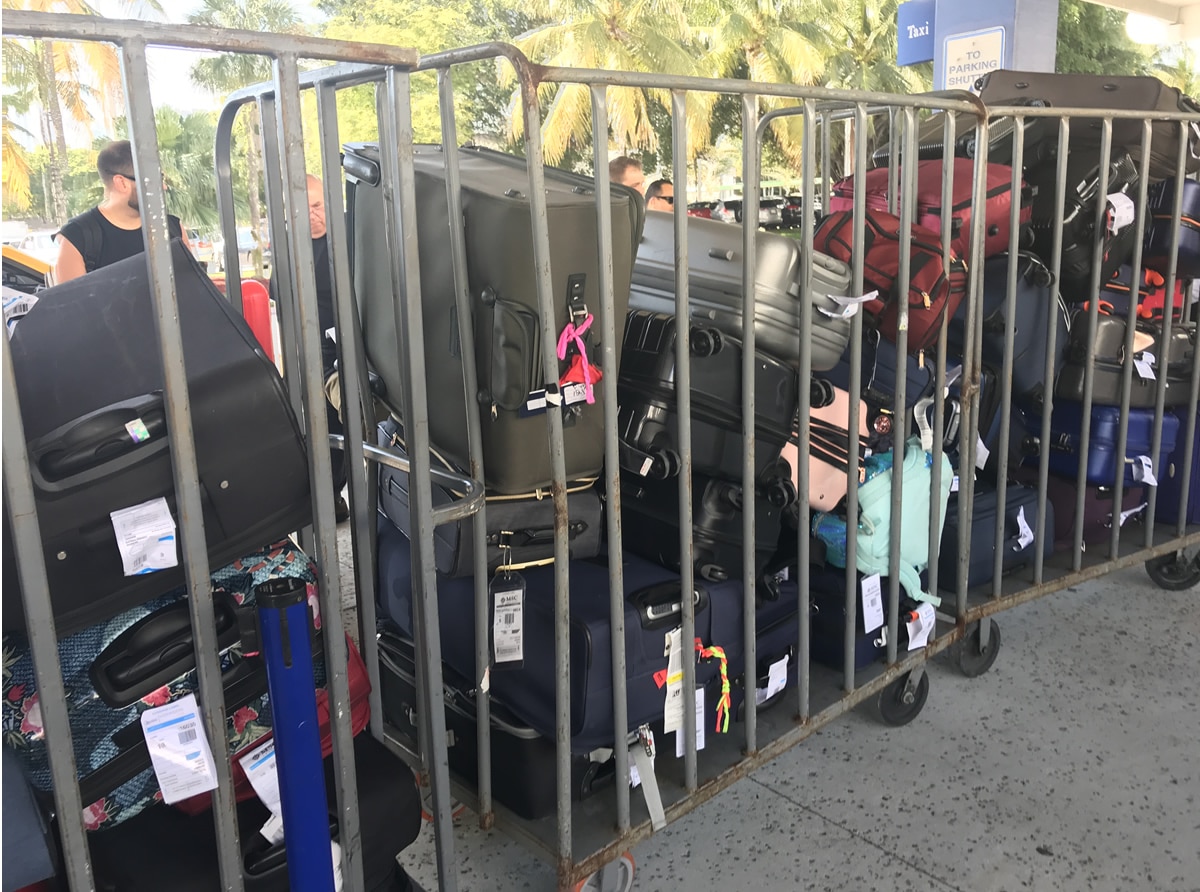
xmin=110 ymin=497 xmax=178 ymax=577
xmin=3 ymin=288 xmax=37 ymax=339
xmin=755 ymin=654 xmax=790 ymax=706
xmin=1107 ymin=193 xmax=1136 ymax=234
xmin=950 ymin=475 xmax=960 ymax=493
xmin=905 ymin=602 xmax=936 ymax=652
xmin=1119 ymin=502 xmax=1148 ymax=526
xmin=1015 ymin=506 xmax=1036 ymax=551
xmin=139 ymin=693 xmax=219 ymax=805
xmin=260 ymin=812 xmax=285 ymax=845
xmin=861 ymin=574 xmax=885 ymax=634
xmin=490 ymin=570 xmax=526 ymax=668
xmin=1134 ymin=359 xmax=1155 ymax=381
xmin=662 ymin=628 xmax=685 ymax=734
xmin=519 ymin=389 xmax=548 ymax=417
xmin=238 ymin=738 xmax=282 ymax=816
xmin=819 ymin=291 xmax=879 ymax=319
xmin=675 ymin=688 xmax=706 ymax=758
xmin=1131 ymin=455 xmax=1158 ymax=487
xmin=974 ymin=435 xmax=991 ymax=471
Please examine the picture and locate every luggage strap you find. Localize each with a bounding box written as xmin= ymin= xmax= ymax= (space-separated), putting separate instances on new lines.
xmin=630 ymin=726 xmax=667 ymax=831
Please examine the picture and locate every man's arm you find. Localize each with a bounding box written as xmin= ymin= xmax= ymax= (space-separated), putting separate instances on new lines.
xmin=51 ymin=234 xmax=87 ymax=286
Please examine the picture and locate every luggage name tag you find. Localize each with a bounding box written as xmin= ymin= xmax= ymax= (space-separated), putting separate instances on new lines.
xmin=905 ymin=603 xmax=936 ymax=652
xmin=489 ymin=538 xmax=525 ymax=669
xmin=819 ymin=291 xmax=878 ymax=320
xmin=110 ymin=496 xmax=179 ymax=577
xmin=1130 ymin=455 xmax=1158 ymax=487
xmin=1134 ymin=350 xmax=1155 ymax=381
xmin=861 ymin=574 xmax=884 ymax=634
xmin=662 ymin=628 xmax=685 ymax=734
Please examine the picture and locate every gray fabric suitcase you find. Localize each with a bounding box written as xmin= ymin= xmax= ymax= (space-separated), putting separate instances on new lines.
xmin=629 ymin=212 xmax=853 ymax=372
xmin=344 ymin=143 xmax=644 ymax=494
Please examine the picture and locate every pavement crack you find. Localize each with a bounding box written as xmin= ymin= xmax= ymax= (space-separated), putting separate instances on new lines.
xmin=749 ymin=776 xmax=966 ymax=892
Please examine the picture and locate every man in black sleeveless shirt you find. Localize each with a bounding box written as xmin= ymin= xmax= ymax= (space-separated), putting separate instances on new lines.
xmin=52 ymin=140 xmax=190 ymax=285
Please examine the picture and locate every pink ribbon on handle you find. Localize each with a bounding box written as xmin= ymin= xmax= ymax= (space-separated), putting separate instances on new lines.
xmin=556 ymin=313 xmax=596 ymax=404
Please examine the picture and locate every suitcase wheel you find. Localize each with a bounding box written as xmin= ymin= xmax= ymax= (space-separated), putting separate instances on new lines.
xmin=764 ymin=478 xmax=797 ymax=509
xmin=573 ymin=852 xmax=635 ymax=892
xmin=649 ymin=448 xmax=681 ymax=479
xmin=689 ymin=327 xmax=723 ymax=358
xmin=1145 ymin=548 xmax=1200 ymax=591
xmin=871 ymin=669 xmax=930 ymax=727
xmin=953 ymin=619 xmax=1002 ymax=678
xmin=810 ymin=377 xmax=835 ymax=409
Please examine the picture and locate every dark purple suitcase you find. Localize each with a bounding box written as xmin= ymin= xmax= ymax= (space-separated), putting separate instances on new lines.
xmin=1012 ymin=468 xmax=1148 ymax=549
xmin=1144 ymin=177 xmax=1200 ymax=278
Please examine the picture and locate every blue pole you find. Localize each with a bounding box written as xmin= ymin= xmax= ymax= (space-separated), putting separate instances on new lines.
xmin=255 ymin=577 xmax=337 ymax=891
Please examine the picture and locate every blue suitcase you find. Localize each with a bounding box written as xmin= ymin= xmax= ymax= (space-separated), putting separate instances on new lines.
xmin=1144 ymin=177 xmax=1200 ymax=278
xmin=1159 ymin=420 xmax=1200 ymax=526
xmin=376 ymin=517 xmax=723 ymax=752
xmin=807 ymin=563 xmax=916 ymax=670
xmin=1025 ymin=402 xmax=1181 ymax=487
xmin=938 ymin=482 xmax=1055 ymax=589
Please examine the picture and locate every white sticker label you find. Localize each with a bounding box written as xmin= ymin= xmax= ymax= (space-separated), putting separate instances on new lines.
xmin=950 ymin=475 xmax=960 ymax=493
xmin=1132 ymin=455 xmax=1158 ymax=487
xmin=493 ymin=588 xmax=524 ymax=663
xmin=905 ymin=602 xmax=936 ymax=651
xmin=260 ymin=811 xmax=285 ymax=844
xmin=1015 ymin=506 xmax=1035 ymax=551
xmin=755 ymin=654 xmax=790 ymax=706
xmin=1108 ymin=192 xmax=1136 ymax=234
xmin=975 ymin=436 xmax=991 ymax=471
xmin=124 ymin=417 xmax=152 ymax=443
xmin=3 ymin=288 xmax=38 ymax=339
xmin=861 ymin=574 xmax=885 ymax=634
xmin=563 ymin=382 xmax=588 ymax=405
xmin=662 ymin=629 xmax=685 ymax=735
xmin=675 ymin=688 xmax=706 ymax=757
xmin=524 ymin=390 xmax=547 ymax=412
xmin=140 ymin=694 xmax=219 ymax=805
xmin=1134 ymin=359 xmax=1155 ymax=381
xmin=110 ymin=497 xmax=179 ymax=577
xmin=238 ymin=738 xmax=282 ymax=816
xmin=1119 ymin=502 xmax=1148 ymax=526
xmin=639 ymin=457 xmax=654 ymax=477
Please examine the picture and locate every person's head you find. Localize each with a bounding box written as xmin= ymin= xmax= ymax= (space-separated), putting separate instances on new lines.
xmin=609 ymin=156 xmax=645 ymax=193
xmin=646 ymin=179 xmax=674 ymax=212
xmin=306 ymin=174 xmax=327 ymax=239
xmin=96 ymin=140 xmax=139 ymax=212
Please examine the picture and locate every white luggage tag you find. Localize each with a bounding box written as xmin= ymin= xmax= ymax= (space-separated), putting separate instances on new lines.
xmin=818 ymin=291 xmax=879 ymax=320
xmin=489 ymin=536 xmax=525 ymax=670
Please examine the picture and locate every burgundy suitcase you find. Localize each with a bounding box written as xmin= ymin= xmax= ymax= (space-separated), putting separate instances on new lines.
xmin=829 ymin=159 xmax=1032 ymax=261
xmin=1012 ymin=468 xmax=1148 ymax=550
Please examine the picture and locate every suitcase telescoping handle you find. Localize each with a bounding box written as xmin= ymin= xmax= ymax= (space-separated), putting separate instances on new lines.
xmin=631 ymin=581 xmax=709 ymax=630
xmin=31 ymin=393 xmax=169 ymax=484
xmin=344 ymin=437 xmax=485 ymax=526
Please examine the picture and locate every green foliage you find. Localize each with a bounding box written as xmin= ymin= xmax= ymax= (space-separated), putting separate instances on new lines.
xmin=1055 ymin=0 xmax=1150 ymax=76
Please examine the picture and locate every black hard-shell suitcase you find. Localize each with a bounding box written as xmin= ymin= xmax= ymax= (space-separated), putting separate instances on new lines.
xmin=87 ymin=734 xmax=422 ymax=892
xmin=617 ymin=309 xmax=800 ymax=482
xmin=2 ymin=241 xmax=310 ymax=636
xmin=629 ymin=212 xmax=853 ymax=371
xmin=377 ymin=629 xmax=615 ymax=821
xmin=343 ymin=143 xmax=644 ymax=494
xmin=947 ymin=252 xmax=1070 ymax=405
xmin=619 ymin=471 xmax=790 ymax=590
xmin=376 ymin=517 xmax=720 ymax=752
xmin=376 ymin=418 xmax=602 ymax=577
xmin=938 ymin=483 xmax=1054 ymax=590
xmin=1056 ymin=315 xmax=1196 ymax=408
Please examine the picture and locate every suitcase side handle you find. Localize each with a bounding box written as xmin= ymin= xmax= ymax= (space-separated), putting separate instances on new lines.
xmin=630 ymin=580 xmax=709 ymax=631
xmin=29 ymin=393 xmax=169 ymax=486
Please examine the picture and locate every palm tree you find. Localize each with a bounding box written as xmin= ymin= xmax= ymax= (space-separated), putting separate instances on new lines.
xmin=1153 ymin=46 xmax=1199 ymax=98
xmin=188 ymin=0 xmax=303 ymax=275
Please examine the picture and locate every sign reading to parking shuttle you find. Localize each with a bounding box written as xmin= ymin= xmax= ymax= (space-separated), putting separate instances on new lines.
xmin=942 ymin=27 xmax=1005 ymax=92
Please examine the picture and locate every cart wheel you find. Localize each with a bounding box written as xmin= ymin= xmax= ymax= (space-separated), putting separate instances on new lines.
xmin=573 ymin=852 xmax=636 ymax=892
xmin=873 ymin=670 xmax=930 ymax=727
xmin=956 ymin=619 xmax=1002 ymax=678
xmin=1145 ymin=550 xmax=1200 ymax=591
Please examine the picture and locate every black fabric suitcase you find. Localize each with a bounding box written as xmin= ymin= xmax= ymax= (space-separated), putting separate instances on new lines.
xmin=1056 ymin=315 xmax=1196 ymax=408
xmin=619 ymin=471 xmax=789 ymax=589
xmin=617 ymin=309 xmax=799 ymax=482
xmin=2 ymin=240 xmax=310 ymax=636
xmin=343 ymin=143 xmax=644 ymax=495
xmin=974 ymin=70 xmax=1200 ymax=180
xmin=938 ymin=482 xmax=1054 ymax=589
xmin=376 ymin=517 xmax=721 ymax=752
xmin=947 ymin=252 xmax=1069 ymax=405
xmin=808 ymin=563 xmax=914 ymax=671
xmin=629 ymin=212 xmax=853 ymax=371
xmin=377 ymin=629 xmax=615 ymax=821
xmin=376 ymin=418 xmax=602 ymax=577
xmin=86 ymin=733 xmax=422 ymax=892
xmin=1144 ymin=177 xmax=1200 ymax=278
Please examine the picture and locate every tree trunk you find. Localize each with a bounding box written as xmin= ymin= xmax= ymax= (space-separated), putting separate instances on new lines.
xmin=247 ymin=116 xmax=265 ymax=278
xmin=39 ymin=39 xmax=69 ymax=224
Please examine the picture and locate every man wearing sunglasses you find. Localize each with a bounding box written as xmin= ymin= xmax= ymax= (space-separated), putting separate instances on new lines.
xmin=52 ymin=140 xmax=189 ymax=285
xmin=646 ymin=179 xmax=675 ymax=212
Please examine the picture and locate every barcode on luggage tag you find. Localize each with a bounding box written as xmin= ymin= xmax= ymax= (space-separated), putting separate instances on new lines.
xmin=178 ymin=727 xmax=198 ymax=745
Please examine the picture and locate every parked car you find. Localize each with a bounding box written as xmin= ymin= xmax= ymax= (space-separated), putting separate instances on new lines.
xmin=187 ymin=228 xmax=216 ymax=266
xmin=211 ymin=227 xmax=272 ymax=273
xmin=711 ymin=199 xmax=740 ymax=224
xmin=710 ymin=198 xmax=784 ymax=229
xmin=16 ymin=230 xmax=59 ymax=266
xmin=687 ymin=201 xmax=715 ymax=219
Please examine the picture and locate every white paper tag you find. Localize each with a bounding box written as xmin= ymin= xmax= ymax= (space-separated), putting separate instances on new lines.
xmin=628 ymin=752 xmax=642 ymax=788
xmin=818 ymin=291 xmax=880 ymax=320
xmin=524 ymin=390 xmax=547 ymax=412
xmin=3 ymin=288 xmax=38 ymax=339
xmin=563 ymin=382 xmax=588 ymax=405
xmin=675 ymin=688 xmax=706 ymax=757
xmin=1132 ymin=455 xmax=1158 ymax=487
xmin=239 ymin=738 xmax=282 ymax=816
xmin=975 ymin=436 xmax=991 ymax=471
xmin=324 ymin=325 xmax=337 ymax=344
xmin=1119 ymin=502 xmax=1148 ymax=526
xmin=544 ymin=389 xmax=563 ymax=407
xmin=905 ymin=602 xmax=936 ymax=651
xmin=140 ymin=694 xmax=219 ymax=805
xmin=950 ymin=475 xmax=960 ymax=493
xmin=1134 ymin=359 xmax=1155 ymax=381
xmin=480 ymin=665 xmax=491 ymax=693
xmin=1108 ymin=192 xmax=1136 ymax=234
xmin=662 ymin=628 xmax=684 ymax=734
xmin=331 ymin=839 xmax=345 ymax=892
xmin=260 ymin=811 xmax=285 ymax=844
xmin=1015 ymin=506 xmax=1035 ymax=551
xmin=110 ymin=497 xmax=179 ymax=577
xmin=861 ymin=574 xmax=884 ymax=634
xmin=1142 ymin=351 xmax=1156 ymax=366
xmin=755 ymin=654 xmax=790 ymax=706
xmin=492 ymin=587 xmax=524 ymax=663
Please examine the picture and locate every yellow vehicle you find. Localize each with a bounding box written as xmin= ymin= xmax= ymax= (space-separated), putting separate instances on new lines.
xmin=2 ymin=243 xmax=50 ymax=293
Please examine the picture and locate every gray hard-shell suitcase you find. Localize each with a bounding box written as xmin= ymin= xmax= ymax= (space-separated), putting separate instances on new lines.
xmin=629 ymin=212 xmax=853 ymax=371
xmin=343 ymin=143 xmax=644 ymax=494
xmin=1056 ymin=315 xmax=1196 ymax=408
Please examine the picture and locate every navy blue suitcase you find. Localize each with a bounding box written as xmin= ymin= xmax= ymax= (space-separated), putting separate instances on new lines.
xmin=1020 ymin=402 xmax=1181 ymax=487
xmin=375 ymin=517 xmax=722 ymax=752
xmin=1144 ymin=177 xmax=1200 ymax=278
xmin=1159 ymin=419 xmax=1200 ymax=526
xmin=808 ymin=563 xmax=915 ymax=671
xmin=938 ymin=482 xmax=1055 ymax=590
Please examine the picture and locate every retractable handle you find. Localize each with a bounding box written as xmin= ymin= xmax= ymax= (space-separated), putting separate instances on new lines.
xmin=254 ymin=577 xmax=338 ymax=892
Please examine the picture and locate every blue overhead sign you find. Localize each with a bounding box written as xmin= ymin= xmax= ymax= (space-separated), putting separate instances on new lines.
xmin=897 ymin=0 xmax=936 ymax=66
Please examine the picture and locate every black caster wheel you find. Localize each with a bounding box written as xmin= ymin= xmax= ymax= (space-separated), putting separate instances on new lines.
xmin=573 ymin=852 xmax=635 ymax=892
xmin=1145 ymin=549 xmax=1200 ymax=591
xmin=690 ymin=326 xmax=723 ymax=357
xmin=956 ymin=619 xmax=1001 ymax=678
xmin=873 ymin=670 xmax=930 ymax=727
